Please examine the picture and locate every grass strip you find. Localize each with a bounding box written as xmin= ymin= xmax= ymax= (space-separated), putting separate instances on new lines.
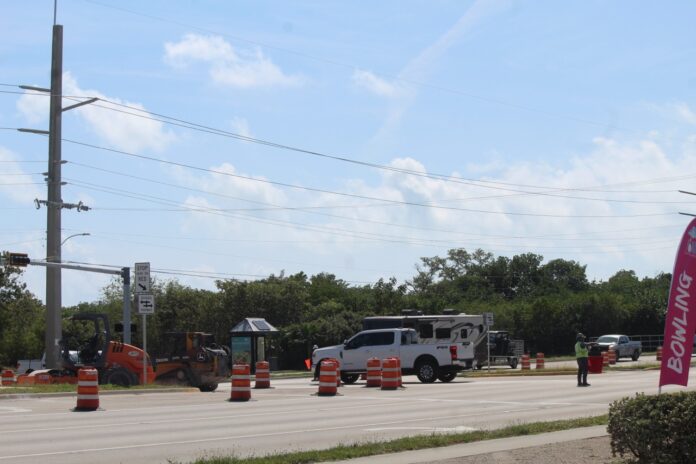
xmin=183 ymin=414 xmax=607 ymax=464
xmin=0 ymin=383 xmax=183 ymax=395
xmin=465 ymin=368 xmax=576 ymax=377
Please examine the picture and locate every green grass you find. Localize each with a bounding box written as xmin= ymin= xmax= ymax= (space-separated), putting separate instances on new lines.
xmin=178 ymin=415 xmax=607 ymax=464
xmin=0 ymin=383 xmax=185 ymax=395
xmin=465 ymin=367 xmax=577 ymax=377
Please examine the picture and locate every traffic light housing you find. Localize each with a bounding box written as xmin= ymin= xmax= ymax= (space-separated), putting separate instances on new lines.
xmin=7 ymin=252 xmax=30 ymax=267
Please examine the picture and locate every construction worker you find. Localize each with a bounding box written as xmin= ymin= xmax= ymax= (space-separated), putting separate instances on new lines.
xmin=575 ymin=333 xmax=590 ymax=387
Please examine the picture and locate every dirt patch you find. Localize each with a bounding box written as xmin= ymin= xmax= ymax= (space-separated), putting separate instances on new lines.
xmin=433 ymin=436 xmax=623 ymax=464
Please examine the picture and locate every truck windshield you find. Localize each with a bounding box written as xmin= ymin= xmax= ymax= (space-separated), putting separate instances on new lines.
xmin=597 ymin=336 xmax=618 ymax=343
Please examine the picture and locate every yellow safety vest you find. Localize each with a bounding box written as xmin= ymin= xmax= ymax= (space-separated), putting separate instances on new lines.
xmin=575 ymin=341 xmax=588 ymax=358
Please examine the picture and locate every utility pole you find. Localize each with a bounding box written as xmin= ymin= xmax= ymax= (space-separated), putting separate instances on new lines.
xmin=45 ymin=9 xmax=64 ymax=369
xmin=18 ymin=2 xmax=100 ymax=368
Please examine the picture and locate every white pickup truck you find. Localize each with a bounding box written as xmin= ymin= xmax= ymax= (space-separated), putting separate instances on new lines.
xmin=311 ymin=328 xmax=471 ymax=383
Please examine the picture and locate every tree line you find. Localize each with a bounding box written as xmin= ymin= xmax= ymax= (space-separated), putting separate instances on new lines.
xmin=0 ymin=248 xmax=671 ymax=369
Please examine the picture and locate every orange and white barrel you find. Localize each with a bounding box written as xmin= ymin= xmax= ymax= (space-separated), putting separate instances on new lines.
xmin=318 ymin=360 xmax=338 ymax=396
xmin=535 ymin=353 xmax=545 ymax=369
xmin=395 ymin=357 xmax=402 ymax=386
xmin=230 ymin=364 xmax=251 ymax=401
xmin=75 ymin=368 xmax=99 ymax=411
xmin=521 ymin=354 xmax=531 ymax=370
xmin=381 ymin=358 xmax=400 ymax=390
xmin=608 ymin=349 xmax=616 ymax=365
xmin=366 ymin=357 xmax=381 ymax=387
xmin=656 ymin=346 xmax=662 ymax=361
xmin=333 ymin=358 xmax=342 ymax=387
xmin=1 ymin=370 xmax=15 ymax=386
xmin=254 ymin=361 xmax=270 ymax=389
xmin=602 ymin=351 xmax=610 ymax=367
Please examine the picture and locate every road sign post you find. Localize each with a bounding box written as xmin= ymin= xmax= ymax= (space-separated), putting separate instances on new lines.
xmin=135 ymin=262 xmax=151 ymax=383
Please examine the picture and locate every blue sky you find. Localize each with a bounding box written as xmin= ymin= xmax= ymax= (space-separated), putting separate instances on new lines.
xmin=2 ymin=0 xmax=696 ymax=305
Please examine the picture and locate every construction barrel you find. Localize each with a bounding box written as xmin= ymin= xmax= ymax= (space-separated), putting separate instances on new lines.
xmin=318 ymin=359 xmax=338 ymax=396
xmin=75 ymin=368 xmax=99 ymax=411
xmin=1 ymin=370 xmax=15 ymax=386
xmin=366 ymin=357 xmax=381 ymax=387
xmin=521 ymin=354 xmax=531 ymax=370
xmin=602 ymin=351 xmax=610 ymax=368
xmin=230 ymin=364 xmax=251 ymax=401
xmin=381 ymin=358 xmax=399 ymax=390
xmin=656 ymin=346 xmax=662 ymax=361
xmin=535 ymin=353 xmax=545 ymax=369
xmin=254 ymin=361 xmax=270 ymax=389
xmin=608 ymin=349 xmax=616 ymax=365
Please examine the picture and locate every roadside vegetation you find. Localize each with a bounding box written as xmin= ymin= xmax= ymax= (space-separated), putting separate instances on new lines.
xmin=609 ymin=391 xmax=696 ymax=463
xmin=179 ymin=415 xmax=607 ymax=464
xmin=0 ymin=383 xmax=184 ymax=395
xmin=1 ymin=247 xmax=670 ymax=369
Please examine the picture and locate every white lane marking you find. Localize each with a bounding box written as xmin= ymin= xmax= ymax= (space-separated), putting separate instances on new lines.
xmin=0 ymin=400 xmax=414 ymax=434
xmin=0 ymin=408 xmax=536 ymax=460
xmin=270 ymin=393 xmax=607 ymax=408
xmin=0 ymin=407 xmax=31 ymax=414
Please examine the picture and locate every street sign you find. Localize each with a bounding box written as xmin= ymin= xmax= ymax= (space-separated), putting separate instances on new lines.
xmin=137 ymin=293 xmax=155 ymax=315
xmin=483 ymin=312 xmax=494 ymax=327
xmin=134 ymin=262 xmax=151 ymax=294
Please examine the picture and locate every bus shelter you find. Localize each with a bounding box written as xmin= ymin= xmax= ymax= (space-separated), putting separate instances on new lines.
xmin=229 ymin=318 xmax=278 ymax=372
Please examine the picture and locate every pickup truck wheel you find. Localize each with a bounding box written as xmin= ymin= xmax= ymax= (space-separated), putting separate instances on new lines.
xmin=416 ymin=359 xmax=438 ymax=383
xmin=437 ymin=371 xmax=456 ymax=383
xmin=509 ymin=357 xmax=518 ymax=369
xmin=631 ymin=350 xmax=640 ymax=361
xmin=340 ymin=373 xmax=359 ymax=384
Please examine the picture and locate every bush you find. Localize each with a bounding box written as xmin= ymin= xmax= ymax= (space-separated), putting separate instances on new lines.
xmin=608 ymin=391 xmax=696 ymax=463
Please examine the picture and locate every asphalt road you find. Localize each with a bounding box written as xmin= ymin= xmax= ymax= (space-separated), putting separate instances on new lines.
xmin=0 ymin=370 xmax=693 ymax=464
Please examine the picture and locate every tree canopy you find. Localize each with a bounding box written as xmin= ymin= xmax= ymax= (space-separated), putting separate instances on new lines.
xmin=0 ymin=249 xmax=671 ymax=368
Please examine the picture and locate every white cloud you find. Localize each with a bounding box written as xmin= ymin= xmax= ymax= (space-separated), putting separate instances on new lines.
xmin=352 ymin=70 xmax=404 ymax=98
xmin=0 ymin=146 xmax=43 ymax=203
xmin=229 ymin=117 xmax=253 ymax=139
xmin=16 ymin=72 xmax=175 ymax=153
xmin=675 ymin=102 xmax=696 ymax=125
xmin=164 ymin=34 xmax=302 ymax=88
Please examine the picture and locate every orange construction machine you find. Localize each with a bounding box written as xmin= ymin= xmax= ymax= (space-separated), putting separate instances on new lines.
xmin=17 ymin=313 xmax=154 ymax=387
xmin=153 ymin=332 xmax=231 ymax=392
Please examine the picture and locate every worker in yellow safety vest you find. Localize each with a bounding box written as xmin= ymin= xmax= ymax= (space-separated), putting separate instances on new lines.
xmin=575 ymin=333 xmax=590 ymax=387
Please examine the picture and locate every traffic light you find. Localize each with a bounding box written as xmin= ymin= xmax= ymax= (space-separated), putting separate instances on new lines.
xmin=7 ymin=252 xmax=30 ymax=267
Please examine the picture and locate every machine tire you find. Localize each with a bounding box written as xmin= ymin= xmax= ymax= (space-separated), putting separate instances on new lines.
xmin=437 ymin=370 xmax=457 ymax=382
xmin=103 ymin=367 xmax=136 ymax=387
xmin=199 ymin=383 xmax=218 ymax=392
xmin=415 ymin=358 xmax=438 ymax=383
xmin=509 ymin=357 xmax=518 ymax=369
xmin=340 ymin=373 xmax=359 ymax=384
xmin=631 ymin=350 xmax=640 ymax=361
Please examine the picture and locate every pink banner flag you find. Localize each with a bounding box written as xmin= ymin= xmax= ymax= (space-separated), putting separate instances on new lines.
xmin=659 ymin=218 xmax=696 ymax=388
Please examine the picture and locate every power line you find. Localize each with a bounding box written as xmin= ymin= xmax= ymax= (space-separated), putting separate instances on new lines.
xmin=65 ymin=161 xmax=684 ymax=242
xmin=7 ymin=90 xmax=690 ymax=198
xmin=60 ymin=138 xmax=676 ymax=219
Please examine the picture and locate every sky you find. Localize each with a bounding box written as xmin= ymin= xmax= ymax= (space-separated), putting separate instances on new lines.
xmin=2 ymin=0 xmax=696 ymax=306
